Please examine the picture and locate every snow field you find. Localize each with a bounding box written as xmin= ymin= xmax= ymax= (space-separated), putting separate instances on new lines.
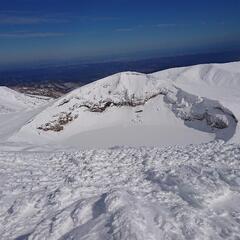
xmin=0 ymin=141 xmax=240 ymax=239
xmin=0 ymin=62 xmax=240 ymax=239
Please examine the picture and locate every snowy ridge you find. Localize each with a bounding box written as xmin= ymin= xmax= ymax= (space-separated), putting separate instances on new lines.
xmin=1 ymin=141 xmax=240 ymax=239
xmin=11 ymin=62 xmax=240 ymax=147
xmin=152 ymin=62 xmax=240 ymax=119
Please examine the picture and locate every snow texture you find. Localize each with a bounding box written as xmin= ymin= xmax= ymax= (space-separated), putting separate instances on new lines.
xmin=0 ymin=141 xmax=240 ymax=240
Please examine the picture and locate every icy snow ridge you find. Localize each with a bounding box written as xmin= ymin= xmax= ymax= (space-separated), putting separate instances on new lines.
xmin=1 ymin=141 xmax=240 ymax=240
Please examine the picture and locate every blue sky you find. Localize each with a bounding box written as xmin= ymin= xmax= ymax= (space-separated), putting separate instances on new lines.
xmin=0 ymin=0 xmax=240 ymax=66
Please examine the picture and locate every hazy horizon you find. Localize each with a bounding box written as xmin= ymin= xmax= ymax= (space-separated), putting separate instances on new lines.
xmin=1 ymin=0 xmax=240 ymax=68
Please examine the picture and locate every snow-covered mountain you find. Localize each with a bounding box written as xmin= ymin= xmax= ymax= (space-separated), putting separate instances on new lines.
xmin=10 ymin=61 xmax=240 ymax=148
xmin=1 ymin=62 xmax=240 ymax=240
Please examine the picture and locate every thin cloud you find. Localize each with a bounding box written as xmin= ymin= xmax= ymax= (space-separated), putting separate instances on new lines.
xmin=156 ymin=23 xmax=180 ymax=28
xmin=156 ymin=21 xmax=226 ymax=28
xmin=116 ymin=24 xmax=180 ymax=32
xmin=0 ymin=16 xmax=47 ymax=25
xmin=75 ymin=15 xmax=120 ymax=23
xmin=91 ymin=16 xmax=120 ymax=21
xmin=0 ymin=11 xmax=119 ymax=25
xmin=0 ymin=13 xmax=69 ymax=25
xmin=0 ymin=31 xmax=67 ymax=38
xmin=115 ymin=28 xmax=133 ymax=32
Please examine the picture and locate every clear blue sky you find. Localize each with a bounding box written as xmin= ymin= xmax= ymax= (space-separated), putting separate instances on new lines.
xmin=0 ymin=0 xmax=240 ymax=66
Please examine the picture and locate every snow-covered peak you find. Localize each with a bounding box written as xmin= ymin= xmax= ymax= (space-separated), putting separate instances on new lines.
xmin=55 ymin=71 xmax=169 ymax=109
xmin=10 ymin=61 xmax=240 ymax=147
xmin=59 ymin=62 xmax=240 ymax=110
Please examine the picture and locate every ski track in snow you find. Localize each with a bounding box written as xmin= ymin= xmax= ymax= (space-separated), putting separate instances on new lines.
xmin=1 ymin=141 xmax=240 ymax=240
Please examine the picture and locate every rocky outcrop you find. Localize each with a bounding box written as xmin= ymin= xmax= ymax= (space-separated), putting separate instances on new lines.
xmin=38 ymin=89 xmax=168 ymax=132
xmin=38 ymin=112 xmax=76 ymax=132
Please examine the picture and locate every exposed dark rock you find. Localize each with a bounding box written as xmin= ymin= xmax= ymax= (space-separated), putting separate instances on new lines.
xmin=37 ymin=112 xmax=73 ymax=132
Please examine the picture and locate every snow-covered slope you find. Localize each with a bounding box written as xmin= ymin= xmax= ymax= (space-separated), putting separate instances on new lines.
xmin=0 ymin=86 xmax=50 ymax=114
xmin=0 ymin=87 xmax=51 ymax=143
xmin=1 ymin=141 xmax=240 ymax=240
xmin=1 ymin=62 xmax=240 ymax=240
xmin=11 ymin=62 xmax=240 ymax=148
xmin=152 ymin=61 xmax=240 ymax=120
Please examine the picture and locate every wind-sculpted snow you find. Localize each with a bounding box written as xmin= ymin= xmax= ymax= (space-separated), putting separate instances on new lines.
xmin=0 ymin=141 xmax=240 ymax=239
xmin=152 ymin=62 xmax=240 ymax=120
xmin=164 ymin=87 xmax=238 ymax=140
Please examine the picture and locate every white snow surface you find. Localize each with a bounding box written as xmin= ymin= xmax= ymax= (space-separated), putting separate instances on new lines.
xmin=0 ymin=62 xmax=240 ymax=240
xmin=10 ymin=61 xmax=240 ymax=148
xmin=0 ymin=86 xmax=50 ymax=114
xmin=0 ymin=141 xmax=240 ymax=240
xmin=0 ymin=87 xmax=51 ymax=143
